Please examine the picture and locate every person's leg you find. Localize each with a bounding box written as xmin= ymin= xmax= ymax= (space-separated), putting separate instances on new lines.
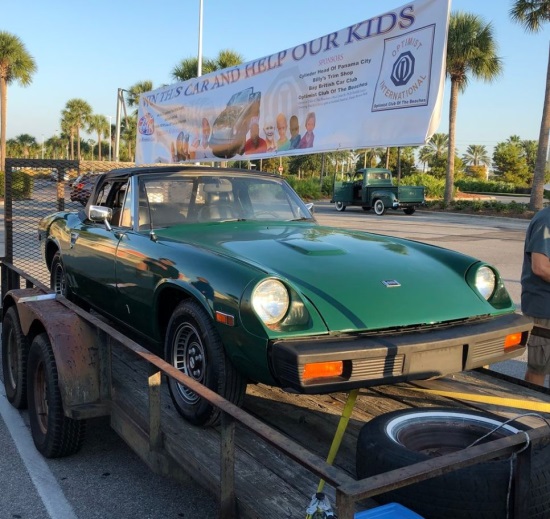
xmin=525 ymin=367 xmax=546 ymax=386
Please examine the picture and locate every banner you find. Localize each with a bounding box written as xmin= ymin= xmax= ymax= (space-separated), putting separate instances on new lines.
xmin=135 ymin=0 xmax=450 ymax=165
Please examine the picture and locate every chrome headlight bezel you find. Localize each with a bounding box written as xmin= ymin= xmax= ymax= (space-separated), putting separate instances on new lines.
xmin=251 ymin=278 xmax=290 ymax=325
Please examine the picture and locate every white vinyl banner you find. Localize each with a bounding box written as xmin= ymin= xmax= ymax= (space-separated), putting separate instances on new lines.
xmin=135 ymin=0 xmax=450 ymax=165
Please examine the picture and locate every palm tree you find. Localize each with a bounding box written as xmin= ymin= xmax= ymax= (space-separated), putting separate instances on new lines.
xmin=13 ymin=133 xmax=37 ymax=158
xmin=172 ymin=49 xmax=244 ymax=81
xmin=511 ymin=0 xmax=550 ymax=210
xmin=87 ymin=114 xmax=109 ymax=160
xmin=462 ymin=144 xmax=491 ymax=167
xmin=444 ymin=13 xmax=502 ymax=205
xmin=61 ymin=98 xmax=92 ymax=160
xmin=127 ymin=80 xmax=153 ymax=116
xmin=0 ymin=32 xmax=36 ymax=171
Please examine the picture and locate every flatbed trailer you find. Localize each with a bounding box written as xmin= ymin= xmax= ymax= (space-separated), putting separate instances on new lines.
xmin=2 ymin=261 xmax=550 ymax=519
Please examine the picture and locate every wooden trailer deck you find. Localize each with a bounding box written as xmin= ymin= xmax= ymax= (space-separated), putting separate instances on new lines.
xmin=110 ymin=341 xmax=550 ymax=518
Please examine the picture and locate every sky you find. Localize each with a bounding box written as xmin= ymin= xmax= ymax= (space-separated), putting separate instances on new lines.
xmin=3 ymin=0 xmax=550 ymax=157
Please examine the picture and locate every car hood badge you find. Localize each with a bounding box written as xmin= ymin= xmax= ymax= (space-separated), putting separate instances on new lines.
xmin=382 ymin=280 xmax=401 ymax=287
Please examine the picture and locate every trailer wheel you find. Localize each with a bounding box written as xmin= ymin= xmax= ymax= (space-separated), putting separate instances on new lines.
xmin=50 ymin=251 xmax=69 ymax=298
xmin=335 ymin=201 xmax=346 ymax=212
xmin=403 ymin=207 xmax=415 ymax=215
xmin=373 ymin=199 xmax=387 ymax=216
xmin=165 ymin=301 xmax=246 ymax=426
xmin=27 ymin=333 xmax=86 ymax=458
xmin=356 ymin=407 xmax=550 ymax=518
xmin=2 ymin=306 xmax=29 ymax=408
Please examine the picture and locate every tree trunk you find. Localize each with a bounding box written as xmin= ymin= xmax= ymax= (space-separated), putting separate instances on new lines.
xmin=0 ymin=76 xmax=7 ymax=172
xmin=444 ymin=79 xmax=460 ymax=206
xmin=529 ymin=43 xmax=550 ymax=212
xmin=97 ymin=132 xmax=102 ymax=161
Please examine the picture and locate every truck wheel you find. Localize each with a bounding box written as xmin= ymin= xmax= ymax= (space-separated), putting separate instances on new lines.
xmin=373 ymin=199 xmax=387 ymax=216
xmin=50 ymin=251 xmax=69 ymax=297
xmin=165 ymin=301 xmax=247 ymax=426
xmin=335 ymin=201 xmax=346 ymax=212
xmin=404 ymin=207 xmax=416 ymax=215
xmin=27 ymin=333 xmax=86 ymax=458
xmin=2 ymin=306 xmax=29 ymax=409
xmin=356 ymin=407 xmax=550 ymax=518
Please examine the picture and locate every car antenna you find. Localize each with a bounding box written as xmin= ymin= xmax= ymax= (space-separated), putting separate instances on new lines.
xmin=149 ymin=228 xmax=158 ymax=242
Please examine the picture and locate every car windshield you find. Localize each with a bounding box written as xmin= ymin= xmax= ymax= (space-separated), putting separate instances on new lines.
xmin=137 ymin=174 xmax=314 ymax=229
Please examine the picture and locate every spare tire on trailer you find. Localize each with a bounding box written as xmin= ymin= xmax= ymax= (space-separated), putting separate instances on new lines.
xmin=356 ymin=407 xmax=550 ymax=519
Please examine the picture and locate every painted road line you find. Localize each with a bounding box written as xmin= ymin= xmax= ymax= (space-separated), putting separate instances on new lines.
xmin=0 ymin=387 xmax=78 ymax=519
xmin=409 ymin=387 xmax=550 ymax=413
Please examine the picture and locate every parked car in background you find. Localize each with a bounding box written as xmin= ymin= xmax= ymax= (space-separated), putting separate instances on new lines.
xmin=38 ymin=165 xmax=531 ymax=427
xmin=69 ymin=173 xmax=99 ymax=206
xmin=50 ymin=169 xmax=70 ymax=182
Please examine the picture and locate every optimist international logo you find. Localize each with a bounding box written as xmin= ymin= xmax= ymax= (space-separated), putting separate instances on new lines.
xmin=372 ymin=25 xmax=436 ymax=112
xmin=138 ymin=113 xmax=154 ymax=135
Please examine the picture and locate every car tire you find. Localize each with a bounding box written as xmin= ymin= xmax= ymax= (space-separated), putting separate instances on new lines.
xmin=2 ymin=306 xmax=29 ymax=409
xmin=165 ymin=301 xmax=247 ymax=426
xmin=27 ymin=333 xmax=86 ymax=458
xmin=356 ymin=407 xmax=550 ymax=518
xmin=373 ymin=199 xmax=386 ymax=216
xmin=335 ymin=201 xmax=346 ymax=212
xmin=50 ymin=251 xmax=70 ymax=298
xmin=404 ymin=207 xmax=416 ymax=215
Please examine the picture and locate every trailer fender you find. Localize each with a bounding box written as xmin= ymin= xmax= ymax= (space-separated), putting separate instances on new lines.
xmin=7 ymin=289 xmax=109 ymax=419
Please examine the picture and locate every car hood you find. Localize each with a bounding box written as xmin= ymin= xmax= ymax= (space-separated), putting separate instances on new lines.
xmin=159 ymin=223 xmax=509 ymax=332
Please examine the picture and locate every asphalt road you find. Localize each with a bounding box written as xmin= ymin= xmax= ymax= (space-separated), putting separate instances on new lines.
xmin=0 ymin=194 xmax=539 ymax=519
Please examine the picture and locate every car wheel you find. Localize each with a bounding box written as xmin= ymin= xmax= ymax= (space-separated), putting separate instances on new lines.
xmin=373 ymin=199 xmax=386 ymax=216
xmin=50 ymin=251 xmax=69 ymax=297
xmin=335 ymin=201 xmax=346 ymax=212
xmin=356 ymin=407 xmax=550 ymax=518
xmin=165 ymin=301 xmax=246 ymax=426
xmin=1 ymin=306 xmax=30 ymax=409
xmin=27 ymin=333 xmax=86 ymax=457
xmin=404 ymin=207 xmax=416 ymax=215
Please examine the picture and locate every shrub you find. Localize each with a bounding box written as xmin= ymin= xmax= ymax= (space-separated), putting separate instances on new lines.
xmin=0 ymin=171 xmax=33 ymax=199
xmin=283 ymin=175 xmax=322 ymax=201
xmin=402 ymin=173 xmax=446 ymax=199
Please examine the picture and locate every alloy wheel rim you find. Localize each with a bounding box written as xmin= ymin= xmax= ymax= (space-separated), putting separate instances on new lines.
xmin=173 ymin=322 xmax=206 ymax=405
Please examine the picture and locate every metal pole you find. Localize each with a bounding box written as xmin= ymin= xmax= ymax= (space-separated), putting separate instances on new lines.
xmin=197 ymin=0 xmax=203 ymax=77
xmin=108 ymin=116 xmax=112 ymax=161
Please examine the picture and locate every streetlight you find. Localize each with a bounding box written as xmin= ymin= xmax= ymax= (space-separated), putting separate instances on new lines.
xmin=107 ymin=115 xmax=113 ymax=161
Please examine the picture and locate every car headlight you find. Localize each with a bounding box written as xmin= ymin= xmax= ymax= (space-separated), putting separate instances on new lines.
xmin=475 ymin=266 xmax=496 ymax=300
xmin=252 ymin=279 xmax=290 ymax=325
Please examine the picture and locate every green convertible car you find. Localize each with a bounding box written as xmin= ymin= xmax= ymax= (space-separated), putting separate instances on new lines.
xmin=38 ymin=166 xmax=531 ymax=425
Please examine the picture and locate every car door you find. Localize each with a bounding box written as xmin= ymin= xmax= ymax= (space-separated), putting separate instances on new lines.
xmin=65 ymin=178 xmax=129 ymax=317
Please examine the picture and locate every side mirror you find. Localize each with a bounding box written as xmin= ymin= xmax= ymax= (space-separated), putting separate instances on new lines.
xmin=87 ymin=205 xmax=113 ymax=231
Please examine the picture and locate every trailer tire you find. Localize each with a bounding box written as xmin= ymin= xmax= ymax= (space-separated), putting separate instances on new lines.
xmin=2 ymin=306 xmax=29 ymax=408
xmin=356 ymin=407 xmax=550 ymax=518
xmin=27 ymin=333 xmax=86 ymax=458
xmin=403 ymin=207 xmax=415 ymax=215
xmin=165 ymin=301 xmax=246 ymax=426
xmin=373 ymin=199 xmax=387 ymax=216
xmin=335 ymin=201 xmax=346 ymax=212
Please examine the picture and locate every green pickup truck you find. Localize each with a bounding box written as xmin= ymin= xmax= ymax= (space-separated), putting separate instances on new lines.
xmin=331 ymin=168 xmax=425 ymax=215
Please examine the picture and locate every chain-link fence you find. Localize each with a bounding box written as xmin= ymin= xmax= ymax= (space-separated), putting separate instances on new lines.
xmin=3 ymin=158 xmax=125 ymax=287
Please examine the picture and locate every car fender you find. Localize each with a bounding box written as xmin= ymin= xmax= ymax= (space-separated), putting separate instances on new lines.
xmin=370 ymin=189 xmax=398 ymax=208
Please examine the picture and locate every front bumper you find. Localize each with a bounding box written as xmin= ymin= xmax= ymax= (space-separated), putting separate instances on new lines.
xmin=270 ymin=312 xmax=531 ymax=394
